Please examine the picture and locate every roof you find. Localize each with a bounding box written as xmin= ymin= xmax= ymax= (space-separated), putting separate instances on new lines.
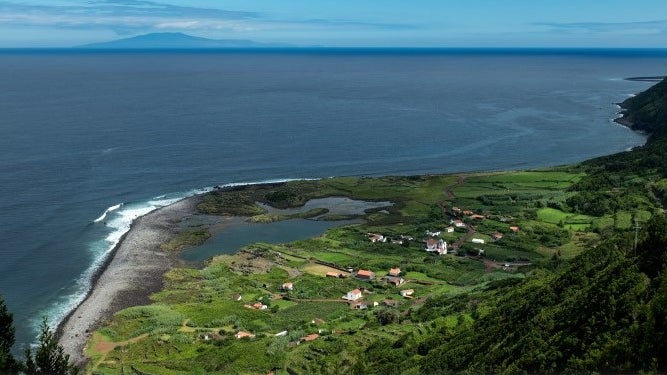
xmin=301 ymin=334 xmax=320 ymax=342
xmin=282 ymin=282 xmax=293 ymax=287
xmin=426 ymin=239 xmax=439 ymax=246
xmin=350 ymin=288 xmax=362 ymax=295
xmin=389 ymin=267 xmax=401 ymax=275
xmin=235 ymin=331 xmax=254 ymax=339
xmin=357 ymin=269 xmax=374 ymax=277
xmin=401 ymin=289 xmax=414 ymax=294
xmin=326 ymin=271 xmax=341 ymax=277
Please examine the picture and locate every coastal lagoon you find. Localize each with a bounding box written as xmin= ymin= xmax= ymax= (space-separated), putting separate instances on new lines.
xmin=0 ymin=49 xmax=665 ymax=350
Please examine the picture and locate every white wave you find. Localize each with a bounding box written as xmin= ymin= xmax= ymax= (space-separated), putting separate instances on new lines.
xmin=42 ymin=178 xmax=317 ymax=333
xmin=92 ymin=203 xmax=123 ymax=223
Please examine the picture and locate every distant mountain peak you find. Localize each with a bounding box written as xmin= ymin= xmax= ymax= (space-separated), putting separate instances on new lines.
xmin=77 ymin=32 xmax=280 ymax=49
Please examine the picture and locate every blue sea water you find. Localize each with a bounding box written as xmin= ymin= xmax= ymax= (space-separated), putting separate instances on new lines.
xmin=0 ymin=49 xmax=665 ymax=351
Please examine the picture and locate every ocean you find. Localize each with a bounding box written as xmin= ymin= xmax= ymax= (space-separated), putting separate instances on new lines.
xmin=0 ymin=49 xmax=664 ymax=351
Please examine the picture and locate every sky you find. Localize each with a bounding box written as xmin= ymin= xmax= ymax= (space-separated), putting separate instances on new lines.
xmin=1 ymin=0 xmax=667 ymax=48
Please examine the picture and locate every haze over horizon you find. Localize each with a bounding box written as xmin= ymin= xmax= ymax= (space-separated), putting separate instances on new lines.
xmin=2 ymin=0 xmax=667 ymax=48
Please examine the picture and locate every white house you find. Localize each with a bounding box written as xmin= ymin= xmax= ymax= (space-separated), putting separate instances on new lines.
xmin=453 ymin=220 xmax=466 ymax=228
xmin=425 ymin=239 xmax=447 ymax=255
xmin=343 ymin=289 xmax=363 ymax=301
xmin=446 ymin=226 xmax=455 ymax=233
xmin=400 ymin=289 xmax=414 ymax=298
xmin=425 ymin=230 xmax=441 ymax=237
xmin=471 ymin=238 xmax=485 ymax=244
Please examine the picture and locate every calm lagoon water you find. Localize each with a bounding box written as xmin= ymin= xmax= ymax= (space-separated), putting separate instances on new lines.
xmin=0 ymin=49 xmax=665 ymax=350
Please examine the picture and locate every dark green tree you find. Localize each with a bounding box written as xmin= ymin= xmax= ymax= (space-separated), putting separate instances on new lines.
xmin=24 ymin=317 xmax=77 ymax=375
xmin=0 ymin=294 xmax=18 ymax=374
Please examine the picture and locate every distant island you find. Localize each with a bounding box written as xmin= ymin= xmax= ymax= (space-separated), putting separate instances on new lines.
xmin=77 ymin=32 xmax=284 ymax=49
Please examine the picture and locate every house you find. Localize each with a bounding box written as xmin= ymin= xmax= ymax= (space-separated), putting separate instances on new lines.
xmin=300 ymin=334 xmax=320 ymax=342
xmin=356 ymin=269 xmax=375 ymax=280
xmin=470 ymin=214 xmax=485 ymax=221
xmin=425 ymin=230 xmax=441 ymax=237
xmin=388 ymin=267 xmax=401 ymax=277
xmin=353 ymin=302 xmax=369 ymax=310
xmin=253 ymin=302 xmax=268 ymax=310
xmin=391 ymin=239 xmax=405 ymax=245
xmin=275 ymin=331 xmax=288 ymax=337
xmin=491 ymin=232 xmax=504 ymax=241
xmin=326 ymin=271 xmax=343 ymax=278
xmin=231 ymin=293 xmax=242 ymax=301
xmin=462 ymin=210 xmax=474 ymax=216
xmin=385 ymin=276 xmax=406 ymax=287
xmin=453 ymin=219 xmax=466 ymax=228
xmin=425 ymin=239 xmax=447 ymax=255
xmin=471 ymin=238 xmax=485 ymax=244
xmin=234 ymin=331 xmax=255 ymax=339
xmin=446 ymin=226 xmax=455 ymax=233
xmin=400 ymin=289 xmax=414 ymax=298
xmin=343 ymin=289 xmax=363 ymax=301
xmin=400 ymin=235 xmax=414 ymax=241
xmin=452 ymin=207 xmax=462 ymax=213
xmin=509 ymin=226 xmax=520 ymax=233
xmin=368 ymin=233 xmax=386 ymax=243
xmin=281 ymin=282 xmax=294 ymax=291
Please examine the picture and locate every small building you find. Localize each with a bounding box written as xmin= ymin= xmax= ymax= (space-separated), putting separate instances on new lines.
xmin=452 ymin=207 xmax=462 ymax=213
xmin=400 ymin=235 xmax=414 ymax=241
xmin=281 ymin=282 xmax=294 ymax=291
xmin=275 ymin=331 xmax=288 ymax=337
xmin=462 ymin=210 xmax=474 ymax=216
xmin=446 ymin=226 xmax=455 ymax=233
xmin=400 ymin=289 xmax=414 ymax=298
xmin=368 ymin=233 xmax=386 ymax=243
xmin=509 ymin=226 xmax=520 ymax=233
xmin=425 ymin=230 xmax=441 ymax=237
xmin=326 ymin=271 xmax=343 ymax=278
xmin=343 ymin=289 xmax=363 ymax=301
xmin=470 ymin=214 xmax=485 ymax=221
xmin=253 ymin=302 xmax=268 ymax=310
xmin=234 ymin=331 xmax=255 ymax=339
xmin=391 ymin=239 xmax=405 ymax=245
xmin=453 ymin=220 xmax=466 ymax=228
xmin=491 ymin=232 xmax=504 ymax=241
xmin=300 ymin=334 xmax=320 ymax=343
xmin=388 ymin=267 xmax=401 ymax=277
xmin=385 ymin=276 xmax=406 ymax=287
xmin=231 ymin=293 xmax=243 ymax=301
xmin=471 ymin=238 xmax=485 ymax=244
xmin=356 ymin=269 xmax=375 ymax=280
xmin=353 ymin=302 xmax=370 ymax=310
xmin=426 ymin=239 xmax=447 ymax=255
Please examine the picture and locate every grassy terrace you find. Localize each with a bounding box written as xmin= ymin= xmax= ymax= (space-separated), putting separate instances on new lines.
xmin=86 ymin=170 xmax=659 ymax=374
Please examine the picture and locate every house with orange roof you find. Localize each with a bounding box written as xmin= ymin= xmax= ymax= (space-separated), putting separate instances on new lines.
xmin=234 ymin=331 xmax=255 ymax=339
xmin=509 ymin=226 xmax=520 ymax=233
xmin=326 ymin=271 xmax=343 ymax=278
xmin=356 ymin=269 xmax=375 ymax=280
xmin=300 ymin=334 xmax=320 ymax=343
xmin=281 ymin=282 xmax=293 ymax=291
xmin=388 ymin=267 xmax=401 ymax=277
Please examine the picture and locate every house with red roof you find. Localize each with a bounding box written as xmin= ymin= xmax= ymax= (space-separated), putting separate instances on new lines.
xmin=356 ymin=269 xmax=375 ymax=280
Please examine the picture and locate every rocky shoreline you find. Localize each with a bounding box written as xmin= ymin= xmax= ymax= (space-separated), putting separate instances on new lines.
xmin=57 ymin=195 xmax=201 ymax=367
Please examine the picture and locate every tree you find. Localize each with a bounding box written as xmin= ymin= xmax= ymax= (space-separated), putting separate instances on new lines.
xmin=24 ymin=317 xmax=77 ymax=375
xmin=0 ymin=294 xmax=18 ymax=374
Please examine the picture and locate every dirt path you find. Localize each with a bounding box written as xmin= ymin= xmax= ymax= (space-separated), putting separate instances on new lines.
xmin=444 ymin=175 xmax=467 ymax=200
